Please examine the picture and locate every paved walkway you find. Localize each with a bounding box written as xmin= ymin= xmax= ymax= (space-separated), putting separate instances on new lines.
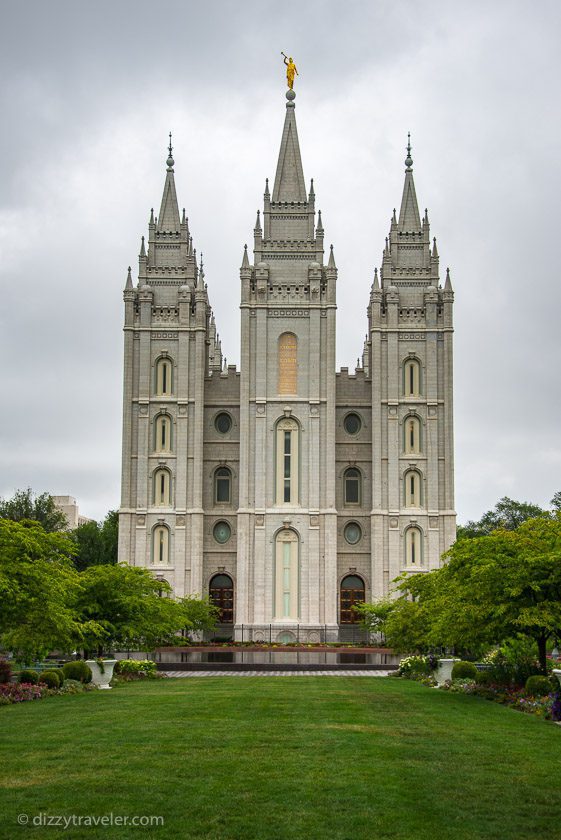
xmin=163 ymin=670 xmax=392 ymax=678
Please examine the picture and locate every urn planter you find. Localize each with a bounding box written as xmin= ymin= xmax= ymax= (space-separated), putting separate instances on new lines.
xmin=552 ymin=669 xmax=561 ymax=689
xmin=85 ymin=659 xmax=118 ymax=690
xmin=435 ymin=658 xmax=460 ymax=686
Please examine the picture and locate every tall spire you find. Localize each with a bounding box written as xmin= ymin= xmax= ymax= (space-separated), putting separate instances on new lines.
xmin=157 ymin=133 xmax=181 ymax=232
xmin=272 ymin=91 xmax=307 ymax=202
xmin=398 ymin=132 xmax=421 ymax=232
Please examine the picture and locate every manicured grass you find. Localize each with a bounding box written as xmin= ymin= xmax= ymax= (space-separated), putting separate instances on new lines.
xmin=1 ymin=677 xmax=560 ymax=840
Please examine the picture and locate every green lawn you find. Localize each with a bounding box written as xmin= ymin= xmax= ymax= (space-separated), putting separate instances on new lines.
xmin=1 ymin=677 xmax=560 ymax=840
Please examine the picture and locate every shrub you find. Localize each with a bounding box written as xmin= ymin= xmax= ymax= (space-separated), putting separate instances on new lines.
xmin=39 ymin=671 xmax=60 ymax=689
xmin=398 ymin=655 xmax=435 ymax=679
xmin=0 ymin=659 xmax=12 ymax=684
xmin=475 ymin=670 xmax=494 ymax=686
xmin=451 ymin=661 xmax=478 ymax=680
xmin=114 ymin=659 xmax=158 ymax=679
xmin=51 ymin=668 xmax=64 ymax=685
xmin=62 ymin=661 xmax=92 ymax=684
xmin=58 ymin=679 xmax=86 ymax=695
xmin=19 ymin=669 xmax=39 ymax=685
xmin=525 ymin=675 xmax=553 ymax=697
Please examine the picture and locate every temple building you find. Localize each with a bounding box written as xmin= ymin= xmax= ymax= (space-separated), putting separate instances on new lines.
xmin=118 ymin=88 xmax=456 ymax=641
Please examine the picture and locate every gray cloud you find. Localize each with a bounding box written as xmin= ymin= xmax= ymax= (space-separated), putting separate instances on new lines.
xmin=1 ymin=0 xmax=560 ymax=521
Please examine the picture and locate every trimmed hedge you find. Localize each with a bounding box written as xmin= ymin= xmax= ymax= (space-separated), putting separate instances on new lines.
xmin=39 ymin=671 xmax=61 ymax=689
xmin=19 ymin=669 xmax=39 ymax=685
xmin=525 ymin=675 xmax=553 ymax=697
xmin=62 ymin=661 xmax=92 ymax=684
xmin=51 ymin=668 xmax=64 ymax=685
xmin=451 ymin=661 xmax=478 ymax=680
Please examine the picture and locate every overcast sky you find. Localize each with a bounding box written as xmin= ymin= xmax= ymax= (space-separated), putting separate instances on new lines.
xmin=1 ymin=0 xmax=560 ymax=524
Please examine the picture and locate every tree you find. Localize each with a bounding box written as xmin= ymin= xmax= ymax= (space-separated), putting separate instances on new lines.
xmin=457 ymin=496 xmax=546 ymax=539
xmin=0 ymin=519 xmax=82 ymax=660
xmin=0 ymin=488 xmax=68 ymax=532
xmin=180 ymin=595 xmax=220 ymax=637
xmin=72 ymin=510 xmax=119 ymax=571
xmin=74 ymin=564 xmax=217 ymax=655
xmin=371 ymin=515 xmax=561 ymax=670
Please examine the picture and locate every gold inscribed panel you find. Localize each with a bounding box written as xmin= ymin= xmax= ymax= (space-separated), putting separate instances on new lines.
xmin=278 ymin=333 xmax=297 ymax=395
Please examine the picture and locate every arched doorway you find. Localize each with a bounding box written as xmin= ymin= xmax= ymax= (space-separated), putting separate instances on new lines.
xmin=340 ymin=575 xmax=365 ymax=624
xmin=209 ymin=574 xmax=234 ymax=624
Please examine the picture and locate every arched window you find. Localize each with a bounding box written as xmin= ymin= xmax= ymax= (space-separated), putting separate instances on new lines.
xmin=405 ymin=527 xmax=423 ymax=567
xmin=404 ymin=470 xmax=422 ymax=507
xmin=274 ymin=529 xmax=299 ymax=619
xmin=154 ymin=469 xmax=171 ymax=506
xmin=404 ymin=358 xmax=421 ymax=397
xmin=340 ymin=575 xmax=365 ymax=624
xmin=209 ymin=574 xmax=234 ymax=624
xmin=404 ymin=415 xmax=421 ymax=454
xmin=214 ymin=467 xmax=232 ymax=504
xmin=278 ymin=332 xmax=298 ymax=395
xmin=275 ymin=418 xmax=299 ymax=505
xmin=344 ymin=468 xmax=361 ymax=505
xmin=152 ymin=525 xmax=169 ymax=565
xmin=155 ymin=414 xmax=172 ymax=453
xmin=155 ymin=357 xmax=173 ymax=396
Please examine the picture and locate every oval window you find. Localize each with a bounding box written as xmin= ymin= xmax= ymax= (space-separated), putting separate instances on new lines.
xmin=344 ymin=522 xmax=362 ymax=545
xmin=215 ymin=413 xmax=232 ymax=434
xmin=344 ymin=413 xmax=361 ymax=435
xmin=213 ymin=521 xmax=231 ymax=544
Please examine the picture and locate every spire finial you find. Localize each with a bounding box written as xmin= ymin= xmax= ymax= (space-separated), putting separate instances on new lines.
xmin=166 ymin=132 xmax=174 ymax=170
xmin=405 ymin=132 xmax=413 ymax=171
xmin=125 ymin=265 xmax=133 ymax=290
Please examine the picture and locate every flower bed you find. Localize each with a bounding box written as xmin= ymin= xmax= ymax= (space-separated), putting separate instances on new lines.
xmin=395 ymin=656 xmax=561 ymax=722
xmin=0 ymin=679 xmax=98 ymax=706
xmin=0 ymin=683 xmax=48 ymax=704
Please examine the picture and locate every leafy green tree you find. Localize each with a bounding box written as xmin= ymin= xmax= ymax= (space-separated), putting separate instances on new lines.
xmin=0 ymin=488 xmax=68 ymax=532
xmin=0 ymin=519 xmax=82 ymax=660
xmin=180 ymin=595 xmax=220 ymax=637
xmin=457 ymin=496 xmax=546 ymax=539
xmin=75 ymin=564 xmax=216 ymax=655
xmin=551 ymin=491 xmax=561 ymax=512
xmin=374 ymin=515 xmax=561 ymax=669
xmin=72 ymin=510 xmax=119 ymax=571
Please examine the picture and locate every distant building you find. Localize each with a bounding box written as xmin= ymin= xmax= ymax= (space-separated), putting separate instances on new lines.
xmin=52 ymin=496 xmax=93 ymax=530
xmin=118 ymin=88 xmax=456 ymax=642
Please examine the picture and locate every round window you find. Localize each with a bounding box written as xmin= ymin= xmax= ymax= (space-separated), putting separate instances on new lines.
xmin=215 ymin=412 xmax=232 ymax=434
xmin=213 ymin=521 xmax=231 ymax=544
xmin=344 ymin=413 xmax=361 ymax=435
xmin=344 ymin=522 xmax=362 ymax=545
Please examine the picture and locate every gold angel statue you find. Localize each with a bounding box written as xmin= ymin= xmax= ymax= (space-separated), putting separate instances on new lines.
xmin=281 ymin=53 xmax=298 ymax=90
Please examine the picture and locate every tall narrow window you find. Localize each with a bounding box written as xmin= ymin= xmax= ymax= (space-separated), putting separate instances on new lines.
xmin=404 ymin=358 xmax=421 ymax=397
xmin=278 ymin=332 xmax=297 ymax=395
xmin=152 ymin=525 xmax=169 ymax=565
xmin=404 ymin=416 xmax=421 ymax=454
xmin=156 ymin=357 xmax=173 ymax=396
xmin=155 ymin=415 xmax=171 ymax=453
xmin=344 ymin=468 xmax=361 ymax=505
xmin=274 ymin=529 xmax=299 ymax=619
xmin=405 ymin=527 xmax=423 ymax=567
xmin=154 ymin=469 xmax=171 ymax=506
xmin=404 ymin=470 xmax=421 ymax=507
xmin=214 ymin=467 xmax=232 ymax=504
xmin=275 ymin=418 xmax=299 ymax=505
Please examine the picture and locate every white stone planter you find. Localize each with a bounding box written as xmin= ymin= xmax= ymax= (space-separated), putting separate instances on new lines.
xmin=552 ymin=669 xmax=561 ymax=689
xmin=435 ymin=658 xmax=460 ymax=686
xmin=85 ymin=659 xmax=118 ymax=690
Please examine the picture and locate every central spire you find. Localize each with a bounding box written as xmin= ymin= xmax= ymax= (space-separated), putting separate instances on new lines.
xmin=158 ymin=133 xmax=181 ymax=232
xmin=272 ymin=91 xmax=307 ymax=203
xmin=398 ymin=132 xmax=421 ymax=232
